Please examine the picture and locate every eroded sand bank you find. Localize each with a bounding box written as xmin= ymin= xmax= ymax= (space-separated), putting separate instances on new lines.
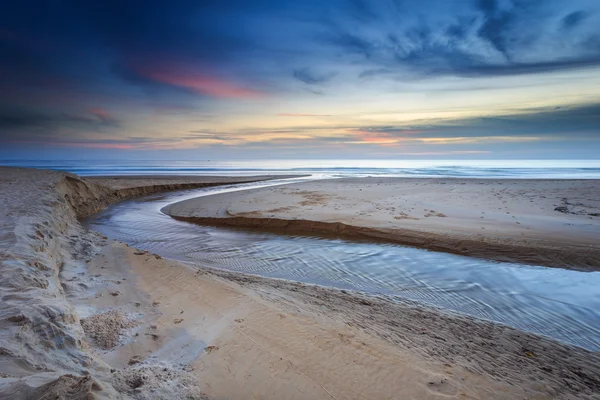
xmin=1 ymin=168 xmax=599 ymax=399
xmin=0 ymin=168 xmax=283 ymax=398
xmin=164 ymin=178 xmax=600 ymax=270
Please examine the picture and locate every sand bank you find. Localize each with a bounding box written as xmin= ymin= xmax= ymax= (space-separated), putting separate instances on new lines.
xmin=1 ymin=168 xmax=599 ymax=399
xmin=0 ymin=168 xmax=287 ymax=398
xmin=164 ymin=177 xmax=600 ymax=270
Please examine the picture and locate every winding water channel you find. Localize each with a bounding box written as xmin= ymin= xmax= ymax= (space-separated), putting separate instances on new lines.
xmin=83 ymin=177 xmax=600 ymax=351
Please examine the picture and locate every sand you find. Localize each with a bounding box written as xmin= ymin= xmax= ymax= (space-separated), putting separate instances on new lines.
xmin=163 ymin=177 xmax=600 ymax=270
xmin=74 ymin=242 xmax=517 ymax=399
xmin=1 ymin=167 xmax=599 ymax=399
xmin=73 ymin=241 xmax=600 ymax=399
xmin=0 ymin=168 xmax=286 ymax=399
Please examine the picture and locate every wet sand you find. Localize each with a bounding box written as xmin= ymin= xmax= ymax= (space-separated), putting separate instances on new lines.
xmin=1 ymin=167 xmax=599 ymax=399
xmin=74 ymin=241 xmax=562 ymax=399
xmin=164 ymin=177 xmax=600 ymax=270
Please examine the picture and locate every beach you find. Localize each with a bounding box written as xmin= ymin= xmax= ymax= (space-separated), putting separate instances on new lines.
xmin=164 ymin=177 xmax=600 ymax=270
xmin=1 ymin=167 xmax=599 ymax=399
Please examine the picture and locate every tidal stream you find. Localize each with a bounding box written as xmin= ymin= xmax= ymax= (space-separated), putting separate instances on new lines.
xmin=83 ymin=178 xmax=600 ymax=351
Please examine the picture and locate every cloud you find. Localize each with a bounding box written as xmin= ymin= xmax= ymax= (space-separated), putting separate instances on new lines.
xmin=338 ymin=103 xmax=600 ymax=145
xmin=184 ymin=131 xmax=238 ymax=142
xmin=277 ymin=113 xmax=331 ymax=117
xmin=0 ymin=105 xmax=123 ymax=150
xmin=394 ymin=150 xmax=491 ymax=156
xmin=323 ymin=0 xmax=600 ymax=78
xmin=134 ymin=65 xmax=264 ymax=99
xmin=292 ymin=68 xmax=337 ymax=85
xmin=475 ymin=0 xmax=517 ymax=58
xmin=562 ymin=10 xmax=588 ymax=30
xmin=412 ymin=136 xmax=542 ymax=145
xmin=52 ymin=141 xmax=139 ymax=150
xmin=1 ymin=0 xmax=599 ymax=159
xmin=325 ymin=32 xmax=373 ymax=58
xmin=0 ymin=106 xmax=119 ymax=132
xmin=5 ymin=101 xmax=597 ymax=152
xmin=88 ymin=108 xmax=118 ymax=126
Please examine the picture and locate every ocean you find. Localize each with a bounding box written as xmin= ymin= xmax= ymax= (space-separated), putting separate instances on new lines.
xmin=2 ymin=159 xmax=600 ymax=178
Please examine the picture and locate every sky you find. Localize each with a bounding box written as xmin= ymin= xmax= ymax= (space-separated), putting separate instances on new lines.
xmin=1 ymin=0 xmax=599 ymax=160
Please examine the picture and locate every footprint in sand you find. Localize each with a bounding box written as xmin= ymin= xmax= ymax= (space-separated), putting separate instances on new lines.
xmin=424 ymin=376 xmax=458 ymax=397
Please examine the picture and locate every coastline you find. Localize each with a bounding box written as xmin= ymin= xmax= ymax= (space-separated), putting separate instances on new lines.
xmin=1 ymin=167 xmax=599 ymax=399
xmin=163 ymin=177 xmax=600 ymax=270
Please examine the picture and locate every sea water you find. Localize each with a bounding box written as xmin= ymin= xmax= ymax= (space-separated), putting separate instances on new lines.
xmin=3 ymin=159 xmax=600 ymax=179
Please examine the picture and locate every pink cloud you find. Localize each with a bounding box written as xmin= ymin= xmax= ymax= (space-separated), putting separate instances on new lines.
xmin=135 ymin=63 xmax=264 ymax=99
xmin=89 ymin=107 xmax=111 ymax=120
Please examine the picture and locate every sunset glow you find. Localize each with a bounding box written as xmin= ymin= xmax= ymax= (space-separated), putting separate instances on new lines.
xmin=0 ymin=0 xmax=599 ymax=159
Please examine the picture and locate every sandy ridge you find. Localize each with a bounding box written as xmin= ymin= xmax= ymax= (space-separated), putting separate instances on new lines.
xmin=163 ymin=178 xmax=600 ymax=270
xmin=0 ymin=167 xmax=284 ymax=399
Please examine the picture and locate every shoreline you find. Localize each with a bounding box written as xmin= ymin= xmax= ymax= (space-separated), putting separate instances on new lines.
xmin=1 ymin=167 xmax=599 ymax=399
xmin=164 ymin=177 xmax=600 ymax=271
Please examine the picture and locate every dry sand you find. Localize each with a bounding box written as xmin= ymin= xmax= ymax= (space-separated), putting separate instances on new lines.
xmin=0 ymin=168 xmax=285 ymax=399
xmin=1 ymin=167 xmax=599 ymax=399
xmin=164 ymin=177 xmax=600 ymax=270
